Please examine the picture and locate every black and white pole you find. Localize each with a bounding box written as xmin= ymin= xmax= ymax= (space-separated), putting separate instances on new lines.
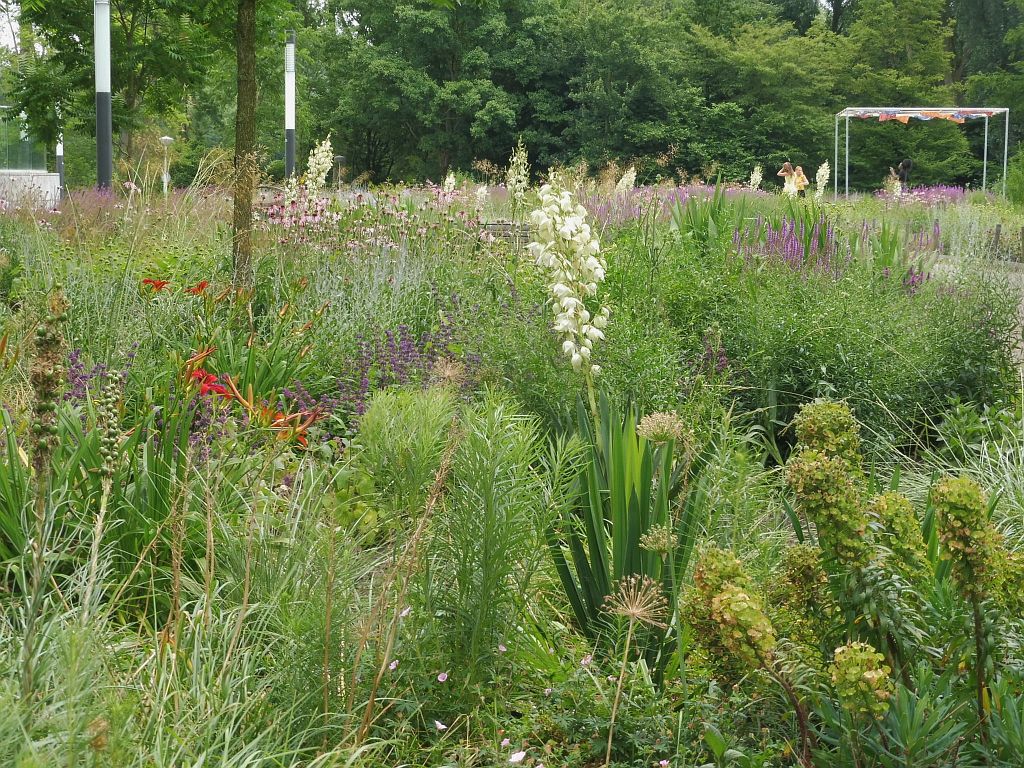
xmin=94 ymin=0 xmax=113 ymax=189
xmin=56 ymin=133 xmax=65 ymax=199
xmin=284 ymin=30 xmax=296 ymax=178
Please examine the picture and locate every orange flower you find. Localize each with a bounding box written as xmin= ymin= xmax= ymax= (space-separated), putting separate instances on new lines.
xmin=184 ymin=346 xmax=216 ymax=366
xmin=185 ymin=280 xmax=209 ymax=295
xmin=142 ymin=278 xmax=170 ymax=292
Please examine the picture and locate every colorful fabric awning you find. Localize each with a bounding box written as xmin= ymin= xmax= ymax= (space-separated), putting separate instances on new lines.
xmin=837 ymin=107 xmax=1005 ymax=124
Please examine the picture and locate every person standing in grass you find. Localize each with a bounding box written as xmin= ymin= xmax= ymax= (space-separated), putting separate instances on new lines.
xmin=778 ymin=162 xmax=798 ymax=198
xmin=795 ymin=166 xmax=810 ymax=197
xmin=896 ymin=158 xmax=912 ymax=187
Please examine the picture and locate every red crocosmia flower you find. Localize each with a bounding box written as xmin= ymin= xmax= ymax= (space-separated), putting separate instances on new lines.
xmin=142 ymin=278 xmax=170 ymax=292
xmin=185 ymin=280 xmax=209 ymax=295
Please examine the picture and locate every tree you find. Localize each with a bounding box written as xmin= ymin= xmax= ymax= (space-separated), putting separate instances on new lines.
xmin=844 ymin=0 xmax=975 ymax=186
xmin=822 ymin=0 xmax=858 ymax=33
xmin=17 ymin=0 xmax=212 ymax=159
xmin=233 ymin=0 xmax=257 ymax=286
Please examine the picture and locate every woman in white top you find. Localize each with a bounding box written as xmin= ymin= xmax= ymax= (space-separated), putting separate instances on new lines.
xmin=777 ymin=162 xmax=798 ymax=198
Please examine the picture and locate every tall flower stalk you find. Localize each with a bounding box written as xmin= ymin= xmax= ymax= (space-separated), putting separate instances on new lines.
xmin=749 ymin=164 xmax=763 ymax=191
xmin=305 ymin=136 xmax=334 ymax=199
xmin=527 ymin=175 xmax=609 ymax=411
xmin=22 ymin=292 xmax=66 ymax=700
xmin=506 ymin=137 xmax=530 ymax=222
xmin=815 ymin=161 xmax=830 ymax=202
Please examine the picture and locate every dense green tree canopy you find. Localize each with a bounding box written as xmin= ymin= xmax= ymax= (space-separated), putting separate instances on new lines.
xmin=7 ymin=0 xmax=1023 ymax=190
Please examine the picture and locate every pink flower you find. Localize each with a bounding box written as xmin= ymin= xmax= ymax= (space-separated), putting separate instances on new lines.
xmin=437 ymin=672 xmax=448 ymax=683
xmin=388 ymin=659 xmax=398 ymax=671
xmin=501 ymin=738 xmax=511 ymax=747
xmin=581 ymin=654 xmax=593 ymax=667
xmin=659 ymin=761 xmax=670 ymax=767
xmin=434 ymin=720 xmax=447 ymax=731
xmin=399 ymin=606 xmax=412 ymax=618
xmin=498 ymin=643 xmax=507 ymax=653
xmin=509 ymin=751 xmax=527 ymax=764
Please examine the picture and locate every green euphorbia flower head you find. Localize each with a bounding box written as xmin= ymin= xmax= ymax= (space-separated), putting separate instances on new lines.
xmin=831 ymin=641 xmax=894 ymax=721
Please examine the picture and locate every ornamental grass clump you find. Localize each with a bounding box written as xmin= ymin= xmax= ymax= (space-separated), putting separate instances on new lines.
xmin=830 ymin=641 xmax=894 ymax=721
xmin=527 ymin=175 xmax=610 ymax=378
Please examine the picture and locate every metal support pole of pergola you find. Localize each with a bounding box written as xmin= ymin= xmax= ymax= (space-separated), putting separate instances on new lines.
xmin=844 ymin=115 xmax=849 ymax=198
xmin=833 ymin=114 xmax=839 ymax=201
xmin=983 ymin=116 xmax=989 ymax=191
xmin=1003 ymin=111 xmax=1010 ymax=198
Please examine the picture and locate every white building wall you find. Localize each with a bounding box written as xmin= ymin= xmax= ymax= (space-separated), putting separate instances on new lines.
xmin=0 ymin=170 xmax=61 ymax=208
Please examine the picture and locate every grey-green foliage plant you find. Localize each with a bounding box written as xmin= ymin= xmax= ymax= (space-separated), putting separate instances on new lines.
xmin=548 ymin=394 xmax=710 ymax=676
xmin=353 ymin=387 xmax=456 ymax=516
xmin=426 ymin=391 xmax=549 ymax=685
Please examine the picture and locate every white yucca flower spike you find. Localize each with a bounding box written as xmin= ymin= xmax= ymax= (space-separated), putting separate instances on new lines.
xmin=506 ymin=138 xmax=530 ymax=220
xmin=304 ymin=136 xmax=334 ymax=199
xmin=475 ymin=184 xmax=488 ymax=213
xmin=443 ymin=171 xmax=457 ymax=195
xmin=815 ymin=161 xmax=830 ymax=202
xmin=614 ymin=166 xmax=636 ymax=196
xmin=749 ymin=164 xmax=763 ymax=191
xmin=527 ymin=173 xmax=609 ymax=377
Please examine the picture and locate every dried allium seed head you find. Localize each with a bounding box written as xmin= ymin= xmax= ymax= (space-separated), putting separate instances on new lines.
xmin=637 ymin=411 xmax=685 ymax=444
xmin=639 ymin=523 xmax=674 ymax=556
xmin=431 ymin=357 xmax=466 ymax=388
xmin=603 ymin=574 xmax=668 ymax=628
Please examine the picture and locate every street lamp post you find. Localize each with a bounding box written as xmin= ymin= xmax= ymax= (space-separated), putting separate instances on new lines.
xmin=56 ymin=133 xmax=64 ymax=200
xmin=94 ymin=0 xmax=113 ymax=188
xmin=159 ymin=135 xmax=173 ymax=196
xmin=333 ymin=155 xmax=345 ymax=188
xmin=284 ymin=30 xmax=296 ymax=178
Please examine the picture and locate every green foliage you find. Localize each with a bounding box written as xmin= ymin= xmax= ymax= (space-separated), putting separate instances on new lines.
xmin=548 ymin=395 xmax=692 ymax=666
xmin=830 ymin=641 xmax=895 ymax=721
xmin=931 ymin=474 xmax=999 ymax=601
xmin=791 ymin=400 xmax=862 ymax=468
xmin=867 ymin=491 xmax=929 ymax=579
xmin=690 ymin=545 xmax=775 ymax=669
xmin=354 ymin=387 xmax=457 ymax=516
xmin=786 ymin=450 xmax=870 ymax=568
xmin=424 ymin=391 xmax=546 ymax=685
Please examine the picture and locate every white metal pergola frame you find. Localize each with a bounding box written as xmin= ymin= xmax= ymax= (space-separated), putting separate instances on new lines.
xmin=834 ymin=107 xmax=1010 ymax=198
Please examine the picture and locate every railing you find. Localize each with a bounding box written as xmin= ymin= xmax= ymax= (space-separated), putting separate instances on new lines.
xmin=0 ymin=108 xmax=47 ymax=171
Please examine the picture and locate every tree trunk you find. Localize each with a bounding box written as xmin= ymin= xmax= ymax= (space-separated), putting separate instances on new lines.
xmin=232 ymin=0 xmax=258 ymax=288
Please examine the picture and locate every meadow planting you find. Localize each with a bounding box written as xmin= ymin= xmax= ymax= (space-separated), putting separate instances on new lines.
xmin=1 ymin=157 xmax=1024 ymax=767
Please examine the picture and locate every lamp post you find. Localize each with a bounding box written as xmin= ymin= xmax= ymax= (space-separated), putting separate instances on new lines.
xmin=95 ymin=0 xmax=113 ymax=188
xmin=56 ymin=133 xmax=64 ymax=200
xmin=284 ymin=30 xmax=296 ymax=178
xmin=159 ymin=135 xmax=173 ymax=196
xmin=333 ymin=155 xmax=345 ymax=188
